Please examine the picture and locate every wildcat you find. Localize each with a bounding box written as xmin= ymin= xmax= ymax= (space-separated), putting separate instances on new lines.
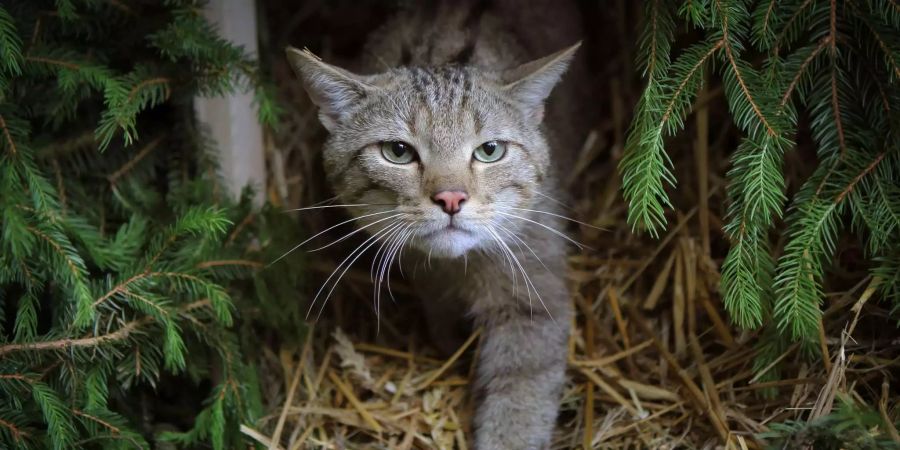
xmin=286 ymin=1 xmax=588 ymax=448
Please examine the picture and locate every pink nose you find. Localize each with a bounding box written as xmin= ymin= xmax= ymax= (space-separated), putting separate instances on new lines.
xmin=432 ymin=190 xmax=468 ymax=215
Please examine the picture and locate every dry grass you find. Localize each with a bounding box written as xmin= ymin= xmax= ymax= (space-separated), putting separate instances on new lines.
xmin=246 ymin=2 xmax=900 ymax=448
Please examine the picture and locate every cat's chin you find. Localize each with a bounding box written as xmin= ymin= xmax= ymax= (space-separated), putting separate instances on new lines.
xmin=415 ymin=228 xmax=480 ymax=259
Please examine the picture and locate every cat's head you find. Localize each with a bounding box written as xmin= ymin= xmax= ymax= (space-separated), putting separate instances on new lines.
xmin=286 ymin=44 xmax=578 ymax=258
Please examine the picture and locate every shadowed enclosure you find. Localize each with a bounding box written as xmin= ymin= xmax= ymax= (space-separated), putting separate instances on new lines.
xmin=0 ymin=1 xmax=898 ymax=449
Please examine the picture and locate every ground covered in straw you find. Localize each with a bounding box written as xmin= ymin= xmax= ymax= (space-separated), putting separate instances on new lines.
xmin=242 ymin=2 xmax=900 ymax=448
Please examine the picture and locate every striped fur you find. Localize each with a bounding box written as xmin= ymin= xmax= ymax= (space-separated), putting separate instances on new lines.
xmin=287 ymin=2 xmax=586 ymax=448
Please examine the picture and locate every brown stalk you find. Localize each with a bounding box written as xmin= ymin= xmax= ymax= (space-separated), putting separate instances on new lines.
xmin=760 ymin=0 xmax=778 ymax=39
xmin=73 ymin=409 xmax=120 ymax=434
xmin=0 ymin=299 xmax=210 ymax=356
xmin=773 ymin=0 xmax=815 ymax=56
xmin=107 ymin=137 xmax=163 ymax=184
xmin=26 ymin=226 xmax=82 ymax=279
xmin=646 ymin=0 xmax=661 ymax=79
xmin=780 ymin=36 xmax=831 ymax=108
xmin=25 ymin=56 xmax=80 ymax=70
xmin=0 ymin=417 xmax=27 ymax=442
xmin=828 ymin=0 xmax=848 ymax=157
xmin=126 ymin=77 xmax=172 ymax=103
xmin=716 ymin=0 xmax=782 ymax=140
xmin=195 ymin=259 xmax=264 ymax=270
xmin=0 ymin=114 xmax=17 ymax=155
xmin=834 ymin=152 xmax=886 ymax=204
xmin=51 ymin=158 xmax=66 ymax=214
xmin=660 ymin=39 xmax=725 ymax=126
xmin=695 ymin=77 xmax=711 ymax=256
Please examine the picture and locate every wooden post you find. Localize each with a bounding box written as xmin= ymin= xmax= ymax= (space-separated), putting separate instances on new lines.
xmin=195 ymin=0 xmax=266 ymax=207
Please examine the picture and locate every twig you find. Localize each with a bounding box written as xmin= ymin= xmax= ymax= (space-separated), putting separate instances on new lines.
xmin=695 ymin=76 xmax=711 ymax=256
xmin=108 ymin=137 xmax=163 ymax=184
xmin=0 ymin=300 xmax=210 ymax=356
xmin=328 ymin=371 xmax=383 ymax=433
xmin=0 ymin=114 xmax=18 ymax=155
xmin=416 ymin=328 xmax=481 ymax=390
xmin=834 ymin=152 xmax=886 ymax=204
xmin=269 ymin=325 xmax=314 ymax=450
xmin=241 ymin=424 xmax=284 ymax=450
xmin=195 ymin=259 xmax=264 ymax=270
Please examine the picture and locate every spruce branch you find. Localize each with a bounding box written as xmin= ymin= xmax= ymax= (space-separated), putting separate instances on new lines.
xmin=828 ymin=0 xmax=848 ymax=157
xmin=0 ymin=416 xmax=28 ymax=444
xmin=0 ymin=6 xmax=23 ymax=76
xmin=829 ymin=65 xmax=847 ymax=156
xmin=106 ymin=136 xmax=163 ymax=184
xmin=0 ymin=113 xmax=18 ymax=155
xmin=195 ymin=259 xmax=264 ymax=270
xmin=24 ymin=55 xmax=80 ymax=70
xmin=679 ymin=0 xmax=712 ymax=28
xmin=835 ymin=152 xmax=886 ymax=203
xmin=722 ymin=46 xmax=778 ymax=137
xmin=0 ymin=299 xmax=211 ymax=357
xmin=637 ymin=0 xmax=675 ymax=81
xmin=661 ymin=39 xmax=724 ymax=128
xmin=31 ymin=381 xmax=75 ymax=450
xmin=853 ymin=3 xmax=900 ymax=80
xmin=126 ymin=77 xmax=171 ymax=103
xmin=0 ymin=4 xmax=297 ymax=447
xmin=781 ymin=36 xmax=832 ymax=107
xmin=753 ymin=0 xmax=779 ymax=48
xmin=773 ymin=0 xmax=816 ymax=55
xmin=774 ymin=152 xmax=888 ymax=339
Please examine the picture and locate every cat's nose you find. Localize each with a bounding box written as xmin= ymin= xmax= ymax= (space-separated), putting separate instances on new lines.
xmin=432 ymin=190 xmax=468 ymax=215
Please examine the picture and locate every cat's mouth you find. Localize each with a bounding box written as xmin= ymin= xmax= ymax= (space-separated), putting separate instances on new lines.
xmin=424 ymin=223 xmax=470 ymax=236
xmin=415 ymin=221 xmax=481 ymax=258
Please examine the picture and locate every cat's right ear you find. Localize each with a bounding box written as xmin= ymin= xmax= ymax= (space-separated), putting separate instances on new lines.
xmin=285 ymin=47 xmax=372 ymax=131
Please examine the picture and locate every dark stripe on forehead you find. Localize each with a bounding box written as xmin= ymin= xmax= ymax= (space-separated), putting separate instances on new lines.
xmin=400 ymin=44 xmax=412 ymax=66
xmin=451 ymin=41 xmax=476 ymax=64
xmin=463 ymin=0 xmax=492 ymax=27
xmin=452 ymin=0 xmax=490 ymax=64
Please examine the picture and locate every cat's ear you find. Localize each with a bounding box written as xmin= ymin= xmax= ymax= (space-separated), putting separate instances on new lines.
xmin=286 ymin=46 xmax=372 ymax=130
xmin=501 ymin=42 xmax=581 ymax=123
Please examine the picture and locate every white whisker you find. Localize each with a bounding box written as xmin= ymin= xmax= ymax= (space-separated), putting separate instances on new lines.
xmin=284 ymin=203 xmax=395 ymax=212
xmin=374 ymin=222 xmax=414 ymax=316
xmin=485 ymin=225 xmax=554 ymax=321
xmin=528 ymin=187 xmax=573 ymax=211
xmin=484 ymin=226 xmax=533 ymax=317
xmin=307 ymin=220 xmax=405 ymax=320
xmin=500 ymin=206 xmax=606 ymax=231
xmin=370 ymin=219 xmax=407 ymax=283
xmin=269 ymin=209 xmax=400 ymax=267
xmin=372 ymin=223 xmax=408 ymax=332
xmin=480 ymin=224 xmax=520 ymax=301
xmin=308 ymin=213 xmax=406 ymax=252
xmin=397 ymin=225 xmax=419 ymax=279
xmin=495 ymin=211 xmax=592 ymax=250
xmin=493 ymin=220 xmax=552 ymax=274
xmin=379 ymin=223 xmax=418 ymax=318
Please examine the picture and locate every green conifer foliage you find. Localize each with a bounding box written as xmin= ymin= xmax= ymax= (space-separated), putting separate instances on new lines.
xmin=623 ymin=1 xmax=899 ymax=340
xmin=0 ymin=1 xmax=302 ymax=448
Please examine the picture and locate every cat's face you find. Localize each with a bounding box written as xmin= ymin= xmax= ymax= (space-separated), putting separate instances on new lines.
xmin=287 ymin=45 xmax=577 ymax=258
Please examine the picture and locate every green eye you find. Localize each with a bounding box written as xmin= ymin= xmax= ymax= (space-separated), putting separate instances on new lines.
xmin=473 ymin=141 xmax=507 ymax=163
xmin=380 ymin=141 xmax=416 ymax=164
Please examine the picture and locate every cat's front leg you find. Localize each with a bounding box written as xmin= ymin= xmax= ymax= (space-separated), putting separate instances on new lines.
xmin=471 ymin=297 xmax=571 ymax=450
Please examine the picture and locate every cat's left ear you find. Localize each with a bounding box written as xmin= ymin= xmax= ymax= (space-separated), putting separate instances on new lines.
xmin=501 ymin=41 xmax=581 ymax=123
xmin=286 ymin=46 xmax=373 ymax=131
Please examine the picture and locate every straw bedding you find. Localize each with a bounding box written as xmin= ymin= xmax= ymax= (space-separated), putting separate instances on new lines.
xmin=242 ymin=2 xmax=900 ymax=448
